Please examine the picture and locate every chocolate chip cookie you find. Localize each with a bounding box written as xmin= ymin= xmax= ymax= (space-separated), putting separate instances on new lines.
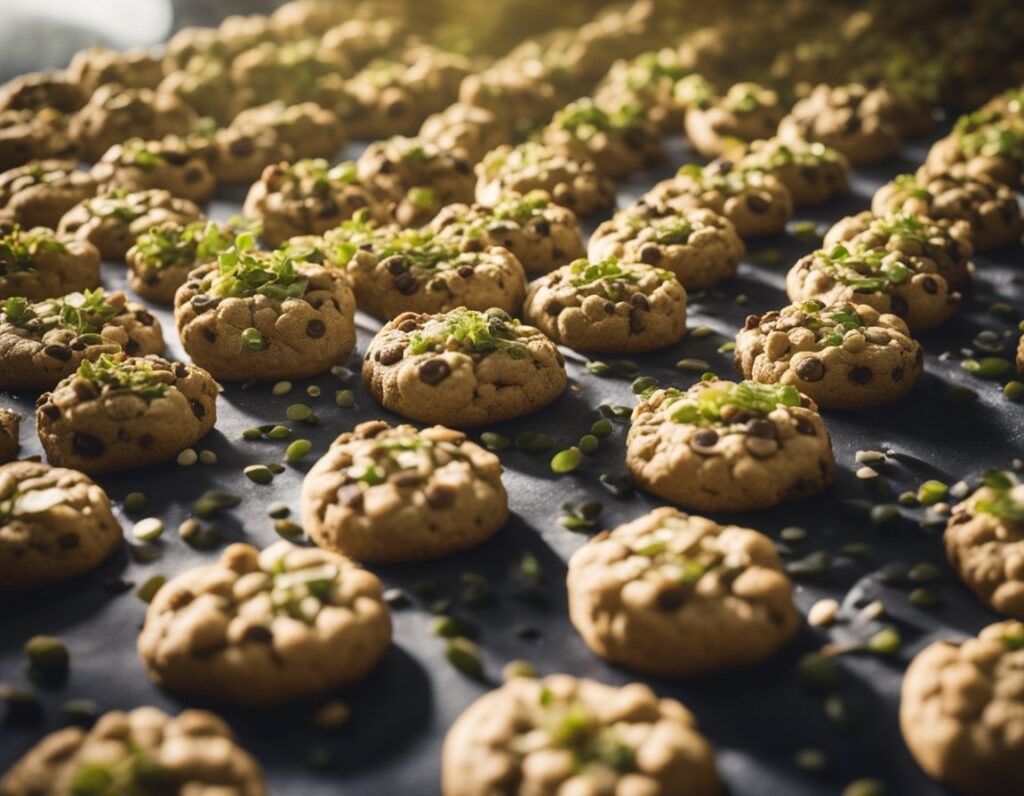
xmin=733 ymin=137 xmax=849 ymax=206
xmin=684 ymin=82 xmax=786 ymax=157
xmin=90 ymin=136 xmax=217 ymax=205
xmin=0 ymin=159 xmax=96 ymax=229
xmin=0 ymin=225 xmax=100 ymax=301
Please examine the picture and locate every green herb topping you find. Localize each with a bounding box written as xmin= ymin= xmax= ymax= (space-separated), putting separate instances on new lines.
xmin=407 ymin=308 xmax=527 ymax=358
xmin=814 ymin=244 xmax=916 ymax=292
xmin=793 ymin=300 xmax=865 ymax=347
xmin=87 ymin=190 xmax=154 ymax=222
xmin=204 ymin=234 xmax=308 ymax=299
xmin=975 ymin=470 xmax=1024 ymax=522
xmin=121 ymin=138 xmax=166 ymax=170
xmin=954 ymin=111 xmax=1024 ymax=160
xmin=2 ymin=288 xmax=122 ymax=336
xmin=568 ymin=257 xmax=669 ymax=301
xmin=660 ymin=380 xmax=802 ymax=426
xmin=0 ymin=225 xmax=66 ymax=273
xmin=133 ymin=218 xmax=257 ymax=272
xmin=628 ymin=515 xmax=740 ymax=588
xmin=77 ymin=354 xmax=171 ymax=398
xmin=345 ymin=434 xmax=468 ymax=487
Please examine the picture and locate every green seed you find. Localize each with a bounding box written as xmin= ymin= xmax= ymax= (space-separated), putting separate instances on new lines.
xmin=842 ymin=779 xmax=885 ymax=796
xmin=599 ymin=472 xmax=632 ymax=497
xmin=551 ymin=448 xmax=582 ymax=474
xmin=962 ymin=357 xmax=1010 ymax=379
xmin=459 ymin=572 xmax=492 ymax=605
xmin=780 ymin=526 xmax=807 ymax=542
xmin=944 ymin=385 xmax=978 ymax=405
xmin=62 ymin=698 xmax=99 ymax=725
xmin=178 ymin=518 xmax=200 ymax=541
xmin=268 ymin=502 xmax=290 ymax=519
xmin=136 ymin=575 xmax=166 ymax=603
xmin=797 ymin=652 xmax=841 ymax=691
xmin=734 ymin=293 xmax=749 ymax=306
xmin=578 ymin=434 xmax=599 ymax=455
xmin=132 ymin=517 xmax=164 ymax=542
xmin=481 ymin=432 xmax=510 ymax=451
xmin=794 ymin=748 xmax=827 ymax=772
xmin=176 ymin=448 xmax=198 ymax=466
xmin=869 ymin=504 xmax=900 ymax=526
xmin=750 ymin=248 xmax=781 ymax=266
xmin=690 ymin=326 xmax=713 ymax=338
xmin=586 ymin=360 xmax=611 ymax=376
xmin=590 ymin=418 xmax=613 ymax=437
xmin=286 ymin=439 xmax=312 ymax=463
xmin=244 ymin=464 xmax=274 ymax=484
xmin=867 ymin=625 xmax=902 ymax=655
xmin=431 ymin=616 xmax=462 ymax=638
xmin=241 ymin=327 xmax=265 ymax=351
xmin=24 ymin=635 xmax=69 ymax=676
xmin=123 ymin=492 xmax=147 ymax=513
xmin=335 ymin=389 xmax=355 ymax=408
xmin=990 ymin=302 xmax=1014 ymax=317
xmin=1005 ymin=381 xmax=1024 ymax=403
xmin=631 ymin=376 xmax=659 ymax=394
xmin=515 ymin=432 xmax=554 ymax=453
xmin=897 ymin=491 xmax=919 ymax=507
xmin=824 ymin=693 xmax=851 ymax=726
xmin=243 ymin=427 xmax=263 ymax=440
xmin=503 ymin=659 xmax=537 ymax=681
xmin=198 ymin=449 xmax=218 ymax=465
xmin=917 ymin=480 xmax=948 ymax=506
xmin=272 ymin=381 xmax=292 ymax=396
xmin=193 ymin=490 xmax=240 ymax=518
xmin=446 ymin=638 xmax=484 ymax=679
xmin=306 ymin=385 xmax=321 ymax=398
xmin=909 ymin=587 xmax=939 ymax=608
xmin=267 ymin=425 xmax=291 ymax=440
xmin=285 ymin=403 xmax=312 ymax=422
xmin=908 ymin=562 xmax=941 ymax=582
xmin=274 ymin=520 xmax=303 ymax=540
xmin=331 ymin=365 xmax=353 ymax=381
xmin=676 ymin=358 xmax=710 ymax=371
xmin=717 ymin=341 xmax=736 ymax=353
xmin=786 ymin=551 xmax=831 ymax=581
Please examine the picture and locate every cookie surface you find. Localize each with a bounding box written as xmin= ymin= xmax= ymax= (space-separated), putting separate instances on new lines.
xmin=90 ymin=136 xmax=217 ymax=205
xmin=735 ymin=300 xmax=923 ymax=408
xmin=0 ymin=159 xmax=97 ymax=229
xmin=138 ymin=540 xmax=392 ymax=705
xmin=924 ymin=109 xmax=1024 ymax=187
xmin=627 ymin=378 xmax=836 ymax=512
xmin=363 ymin=307 xmax=566 ymax=426
xmin=302 ymin=421 xmax=508 ymax=562
xmin=0 ymin=225 xmax=100 ymax=301
xmin=568 ymin=506 xmax=799 ymax=676
xmin=442 ymin=673 xmax=721 ymax=796
xmin=684 ymin=82 xmax=785 ymax=157
xmin=0 ymin=459 xmax=122 ymax=590
xmin=0 ymin=706 xmax=266 ymax=795
xmin=734 ymin=136 xmax=849 ymax=206
xmin=524 ymin=258 xmax=687 ymax=353
xmin=900 ymin=621 xmax=1024 ymax=796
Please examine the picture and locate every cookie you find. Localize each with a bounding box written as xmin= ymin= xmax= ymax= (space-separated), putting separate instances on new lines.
xmin=568 ymin=506 xmax=800 ymax=676
xmin=319 ymin=18 xmax=407 ymax=71
xmin=476 ymin=141 xmax=616 ymax=217
xmin=126 ymin=217 xmax=257 ymax=304
xmin=418 ymin=103 xmax=510 ymax=165
xmin=0 ymin=706 xmax=266 ymax=795
xmin=626 ymin=378 xmax=836 ymax=512
xmin=684 ymin=82 xmax=786 ymax=157
xmin=0 ymin=225 xmax=100 ymax=301
xmin=442 ymin=674 xmax=721 ymax=796
xmin=542 ymin=98 xmax=665 ymax=178
xmin=231 ymin=100 xmax=344 ymax=160
xmin=777 ymin=82 xmax=903 ymax=166
xmin=785 ymin=242 xmax=959 ymax=331
xmin=230 ymin=38 xmax=349 ymax=109
xmin=735 ymin=300 xmax=923 ymax=408
xmin=871 ymin=167 xmax=1022 ymax=252
xmin=363 ymin=308 xmax=566 ymax=425
xmin=642 ymin=162 xmax=793 ymax=239
xmin=66 ymin=46 xmax=164 ymax=95
xmin=0 ymin=459 xmax=121 ymax=590
xmin=356 ymin=135 xmax=475 ymax=227
xmin=594 ymin=48 xmax=693 ymax=133
xmin=199 ymin=124 xmax=296 ymax=184
xmin=36 ymin=354 xmax=217 ymax=474
xmin=68 ymin=84 xmax=198 ymax=162
xmin=243 ymin=158 xmax=385 ymax=248
xmin=90 ymin=136 xmax=217 ymax=205
xmin=428 ymin=191 xmax=586 ymax=277
xmin=0 ymin=159 xmax=96 ymax=229
xmin=138 ymin=540 xmax=391 ymax=705
xmin=0 ymin=289 xmax=164 ymax=390
xmin=302 ymin=421 xmax=508 ymax=562
xmin=158 ymin=55 xmax=239 ymax=125
xmin=733 ymin=137 xmax=849 ymax=206
xmin=0 ymin=107 xmax=77 ymax=171
xmin=326 ymin=220 xmax=527 ymax=320
xmin=823 ymin=210 xmax=973 ymax=291
xmin=900 ymin=621 xmax=1024 ymax=796
xmin=0 ymin=71 xmax=85 ymax=114
xmin=174 ymin=239 xmax=356 ymax=381
xmin=944 ymin=471 xmax=1024 ymax=618
xmin=924 ymin=109 xmax=1024 ymax=187
xmin=589 ymin=205 xmax=744 ymax=289
xmin=459 ymin=68 xmax=560 ymax=133
xmin=525 ymin=258 xmax=687 ymax=353
xmin=0 ymin=408 xmax=20 ymax=462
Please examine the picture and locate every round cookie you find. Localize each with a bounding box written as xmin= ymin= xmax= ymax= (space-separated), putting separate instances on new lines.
xmin=944 ymin=471 xmax=1024 ymax=618
xmin=0 ymin=159 xmax=96 ymax=229
xmin=0 ymin=225 xmax=100 ymax=300
xmin=302 ymin=420 xmax=509 ymax=562
xmin=319 ymin=18 xmax=407 ymax=72
xmin=327 ymin=221 xmax=527 ymax=320
xmin=0 ymin=107 xmax=77 ymax=171
xmin=138 ymin=540 xmax=392 ymax=705
xmin=824 ymin=210 xmax=974 ymax=291
xmin=68 ymin=84 xmax=198 ymax=162
xmin=230 ymin=100 xmax=344 ymax=160
xmin=777 ymin=82 xmax=903 ymax=166
xmin=90 ymin=136 xmax=217 ymax=205
xmin=733 ymin=137 xmax=849 ymax=206
xmin=642 ymin=163 xmax=793 ymax=239
xmin=66 ymin=46 xmax=164 ymax=95
xmin=0 ymin=459 xmax=122 ymax=591
xmin=174 ymin=239 xmax=356 ymax=381
xmin=356 ymin=135 xmax=475 ymax=227
xmin=429 ymin=191 xmax=586 ymax=277
xmin=243 ymin=158 xmax=385 ymax=248
xmin=594 ymin=48 xmax=693 ymax=133
xmin=542 ymin=98 xmax=665 ymax=178
xmin=200 ymin=124 xmax=296 ymax=184
xmin=871 ymin=167 xmax=1022 ymax=252
xmin=476 ymin=141 xmax=616 ymax=217
xmin=626 ymin=378 xmax=836 ymax=512
xmin=418 ymin=102 xmax=510 ymax=165
xmin=0 ymin=408 xmax=19 ymax=462
xmin=0 ymin=706 xmax=266 ymax=795
xmin=684 ymin=82 xmax=786 ymax=157
xmin=231 ymin=40 xmax=349 ymax=110
xmin=442 ymin=673 xmax=721 ymax=796
xmin=925 ymin=109 xmax=1024 ymax=188
xmin=0 ymin=71 xmax=85 ymax=114
xmin=735 ymin=300 xmax=923 ymax=408
xmin=36 ymin=354 xmax=217 ymax=475
xmin=364 ymin=307 xmax=566 ymax=425
xmin=524 ymin=258 xmax=687 ymax=353
xmin=0 ymin=289 xmax=164 ymax=390
xmin=568 ymin=506 xmax=800 ymax=676
xmin=785 ymin=242 xmax=959 ymax=332
xmin=900 ymin=621 xmax=1024 ymax=796
xmin=58 ymin=188 xmax=205 ymax=261
xmin=158 ymin=54 xmax=238 ymax=124
xmin=589 ymin=205 xmax=744 ymax=290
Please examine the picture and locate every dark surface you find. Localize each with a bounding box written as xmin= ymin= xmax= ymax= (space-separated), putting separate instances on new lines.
xmin=2 ymin=8 xmax=1024 ymax=796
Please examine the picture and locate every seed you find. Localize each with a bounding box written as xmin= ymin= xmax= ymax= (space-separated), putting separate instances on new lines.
xmin=631 ymin=376 xmax=659 ymax=394
xmin=908 ymin=562 xmax=941 ymax=582
xmin=608 ymin=359 xmax=640 ymax=376
xmin=962 ymin=357 xmax=1010 ymax=378
xmin=897 ymin=491 xmax=919 ymax=507
xmin=1005 ymin=381 xmax=1024 ymax=403
xmin=267 ymin=425 xmax=291 ymax=440
xmin=917 ymin=480 xmax=948 ymax=506
xmin=797 ymin=652 xmax=841 ymax=691
xmin=590 ymin=418 xmax=613 ymax=437
xmin=334 ymin=389 xmax=355 ymax=408
xmin=690 ymin=326 xmax=713 ymax=338
xmin=431 ymin=616 xmax=462 ymax=638
xmin=460 ymin=572 xmax=491 ymax=605
xmin=241 ymin=327 xmax=265 ymax=350
xmin=586 ymin=360 xmax=611 ymax=376
xmin=990 ymin=302 xmax=1014 ymax=316
xmin=285 ymin=403 xmax=312 ymax=422
xmin=780 ymin=526 xmax=807 ymax=541
xmin=193 ymin=489 xmax=240 ymax=517
xmin=856 ymin=466 xmax=878 ymax=479
xmin=786 ymin=550 xmax=830 ymax=581
xmin=123 ymin=492 xmax=147 ymax=513
xmin=243 ymin=427 xmax=263 ymax=440
xmin=717 ymin=342 xmax=736 ymax=353
xmin=445 ymin=638 xmax=484 ymax=679
xmin=503 ymin=660 xmax=537 ymax=681
xmin=578 ymin=434 xmax=599 ymax=455
xmin=551 ymin=448 xmax=582 ymax=473
xmin=795 ymin=748 xmax=827 ymax=772
xmin=331 ymin=365 xmax=353 ymax=381
xmin=599 ymin=472 xmax=632 ymax=497
xmin=286 ymin=439 xmax=312 ymax=462
xmin=198 ymin=449 xmax=218 ymax=465
xmin=808 ymin=598 xmax=839 ymax=627
xmin=312 ymin=700 xmax=350 ymax=731
xmin=869 ymin=504 xmax=899 ymax=526
xmin=274 ymin=519 xmax=303 ymax=539
xmin=867 ymin=625 xmax=902 ymax=655
xmin=910 ymin=587 xmax=939 ymax=608
xmin=843 ymin=779 xmax=885 ymax=796
xmin=0 ymin=684 xmax=41 ymax=723
xmin=268 ymin=502 xmax=290 ymax=519
xmin=600 ymin=404 xmax=632 ymax=418
xmin=244 ymin=465 xmax=274 ymax=484
xmin=24 ymin=635 xmax=69 ymax=677
xmin=306 ymin=385 xmax=321 ymax=398
xmin=734 ymin=294 xmax=749 ymax=306
xmin=949 ymin=480 xmax=970 ymax=499
xmin=481 ymin=432 xmax=510 ymax=451
xmin=855 ymin=450 xmax=885 ymax=464
xmin=272 ymin=381 xmax=292 ymax=396
xmin=136 ymin=575 xmax=166 ymax=603
xmin=176 ymin=448 xmax=198 ymax=466
xmin=62 ymin=698 xmax=99 ymax=725
xmin=178 ymin=518 xmax=200 ymax=540
xmin=824 ymin=693 xmax=851 ymax=726
xmin=383 ymin=588 xmax=410 ymax=608
xmin=943 ymin=385 xmax=977 ymax=405
xmin=515 ymin=432 xmax=554 ymax=453
xmin=132 ymin=517 xmax=164 ymax=542
xmin=861 ymin=600 xmax=887 ymax=621
xmin=676 ymin=358 xmax=710 ymax=371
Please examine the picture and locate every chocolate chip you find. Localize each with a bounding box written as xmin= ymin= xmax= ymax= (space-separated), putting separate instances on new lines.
xmin=794 ymin=417 xmax=816 ymax=435
xmin=545 ymin=300 xmax=564 ymax=316
xmin=890 ymin=295 xmax=908 ymax=316
xmin=795 ymin=357 xmax=825 ymax=382
xmin=306 ymin=319 xmax=326 ymax=338
xmin=43 ymin=344 xmax=71 ymax=361
xmin=746 ymin=418 xmax=776 ymax=438
xmin=184 ymin=166 xmax=204 ymax=184
xmin=40 ymin=403 xmax=60 ymax=420
xmin=124 ymin=340 xmax=140 ymax=356
xmin=72 ymin=433 xmax=105 ymax=459
xmin=336 ymin=483 xmax=364 ymax=509
xmin=418 ymin=359 xmax=451 ymax=385
xmin=746 ymin=194 xmax=770 ymax=213
xmin=202 ymin=327 xmax=217 ymax=343
xmin=174 ymin=363 xmax=188 ymax=378
xmin=57 ymin=532 xmax=79 ymax=549
xmin=689 ymin=428 xmax=719 ymax=453
xmin=138 ymin=434 xmax=154 ymax=449
xmin=532 ymin=219 xmax=550 ymax=236
xmin=376 ymin=344 xmax=405 ymax=365
xmin=457 ymin=265 xmax=474 ymax=278
xmin=134 ymin=310 xmax=154 ymax=326
xmin=921 ymin=277 xmax=937 ymax=294
xmin=849 ymin=367 xmax=873 ymax=384
xmin=629 ymin=309 xmax=645 ymax=334
xmin=394 ymin=272 xmax=417 ymax=294
xmin=397 ymin=319 xmax=418 ymax=332
xmin=891 ymin=367 xmax=904 ymax=382
xmin=743 ymin=314 xmax=760 ymax=330
xmin=385 ymin=99 xmax=407 ymax=117
xmin=229 ymin=137 xmax=254 ymax=157
xmin=191 ymin=294 xmax=214 ymax=311
xmin=425 ymin=483 xmax=455 ymax=508
xmin=453 ymin=158 xmax=471 ymax=175
xmin=318 ymin=200 xmax=339 ymax=218
xmin=385 ymin=256 xmax=406 ymax=274
xmin=656 ymin=585 xmax=686 ymax=610
xmin=346 ymin=194 xmax=367 ymax=209
xmin=190 ymin=400 xmax=206 ymax=419
xmin=631 ymin=293 xmax=650 ymax=311
xmin=639 ymin=244 xmax=662 ymax=264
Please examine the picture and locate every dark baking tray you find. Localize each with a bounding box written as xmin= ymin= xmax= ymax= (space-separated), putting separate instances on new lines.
xmin=3 ymin=15 xmax=1024 ymax=796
